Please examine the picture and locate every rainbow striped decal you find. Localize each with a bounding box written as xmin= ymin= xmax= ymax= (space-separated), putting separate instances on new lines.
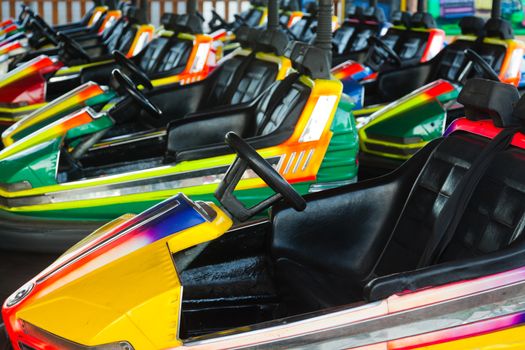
xmin=359 ymin=79 xmax=457 ymax=160
xmin=332 ymin=60 xmax=370 ymax=82
xmin=0 ymin=56 xmax=63 ymax=105
xmin=0 ymin=56 xmax=61 ymax=89
xmin=2 ymin=82 xmax=114 ymax=146
xmin=2 ymin=196 xmax=230 ymax=350
xmin=34 ymin=194 xmax=205 ymax=285
xmin=151 ymin=33 xmax=215 ymax=87
xmin=0 ymin=40 xmax=22 ymax=55
xmin=0 ymin=108 xmax=109 ymax=160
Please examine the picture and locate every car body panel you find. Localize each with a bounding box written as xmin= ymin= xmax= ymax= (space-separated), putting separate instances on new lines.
xmin=0 ymin=78 xmax=357 ymax=223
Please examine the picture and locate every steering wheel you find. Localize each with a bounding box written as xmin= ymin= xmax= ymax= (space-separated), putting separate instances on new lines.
xmin=57 ymin=32 xmax=91 ymax=62
xmin=464 ymin=49 xmax=500 ymax=81
xmin=112 ymin=69 xmax=163 ymax=118
xmin=30 ymin=15 xmax=59 ymax=45
xmin=113 ymin=50 xmax=153 ymax=90
xmin=233 ymin=14 xmax=247 ymax=26
xmin=368 ymin=36 xmax=401 ymax=67
xmin=19 ymin=5 xmax=34 ymax=27
xmin=210 ymin=9 xmax=230 ymax=30
xmin=215 ymin=132 xmax=306 ymax=221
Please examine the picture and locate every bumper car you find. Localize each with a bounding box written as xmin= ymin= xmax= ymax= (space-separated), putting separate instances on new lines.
xmin=355 ymin=9 xmax=525 ymax=175
xmin=0 ymin=11 xmax=358 ymax=254
xmin=0 ymin=5 xmax=156 ymax=131
xmin=332 ymin=10 xmax=445 ymax=106
xmin=0 ymin=11 xmax=216 ymax=146
xmin=0 ymin=2 xmax=124 ymax=71
xmin=283 ymin=1 xmax=340 ymax=48
xmin=0 ymin=2 xmax=108 ymax=47
xmin=278 ymin=0 xmax=304 ymax=28
xmin=330 ymin=1 xmax=389 ymax=67
xmin=3 ymin=77 xmax=525 ymax=349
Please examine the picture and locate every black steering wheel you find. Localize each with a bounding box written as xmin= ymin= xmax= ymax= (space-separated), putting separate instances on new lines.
xmin=464 ymin=49 xmax=500 ymax=82
xmin=215 ymin=132 xmax=306 ymax=221
xmin=233 ymin=14 xmax=248 ymax=26
xmin=368 ymin=36 xmax=401 ymax=67
xmin=210 ymin=9 xmax=231 ymax=31
xmin=30 ymin=15 xmax=59 ymax=45
xmin=113 ymin=50 xmax=153 ymax=90
xmin=112 ymin=69 xmax=163 ymax=118
xmin=19 ymin=5 xmax=34 ymax=27
xmin=57 ymin=32 xmax=91 ymax=62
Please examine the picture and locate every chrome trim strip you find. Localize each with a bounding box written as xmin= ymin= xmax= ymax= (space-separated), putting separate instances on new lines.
xmin=293 ymin=151 xmax=304 ymax=174
xmin=2 ymin=158 xmax=281 ymax=208
xmin=283 ymin=152 xmax=296 ymax=174
xmin=90 ymin=129 xmax=167 ymax=150
xmin=302 ymin=149 xmax=314 ymax=171
xmin=182 ymin=280 xmax=525 ymax=349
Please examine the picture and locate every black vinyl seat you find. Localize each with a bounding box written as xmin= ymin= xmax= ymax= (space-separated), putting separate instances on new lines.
xmin=287 ymin=2 xmax=319 ymax=43
xmin=164 ymin=41 xmax=327 ymax=163
xmin=361 ymin=11 xmax=436 ymax=71
xmin=119 ymin=28 xmax=284 ymax=131
xmin=271 ymin=78 xmax=525 ymax=313
xmin=331 ymin=6 xmax=385 ymax=66
xmin=363 ymin=16 xmax=507 ymax=105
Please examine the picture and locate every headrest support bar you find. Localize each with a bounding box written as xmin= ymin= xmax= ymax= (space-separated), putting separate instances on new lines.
xmin=267 ymin=0 xmax=279 ymax=30
xmin=314 ymin=0 xmax=333 ymax=61
xmin=187 ymin=0 xmax=197 ymax=15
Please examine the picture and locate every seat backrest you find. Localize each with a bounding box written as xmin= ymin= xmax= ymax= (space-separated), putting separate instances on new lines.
xmin=244 ymin=8 xmax=264 ymax=27
xmin=138 ymin=36 xmax=171 ymax=72
xmin=437 ymin=146 xmax=525 ymax=263
xmin=371 ymin=132 xmax=488 ymax=277
xmin=431 ymin=39 xmax=506 ymax=82
xmin=252 ymin=79 xmax=310 ymax=136
xmin=155 ymin=40 xmax=193 ymax=73
xmin=204 ymin=28 xmax=285 ymax=108
xmin=346 ymin=7 xmax=385 ymax=52
xmin=374 ymin=78 xmax=521 ymax=276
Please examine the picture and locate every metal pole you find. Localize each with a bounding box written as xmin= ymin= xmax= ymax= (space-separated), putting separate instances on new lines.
xmin=267 ymin=0 xmax=279 ymax=30
xmin=491 ymin=0 xmax=501 ymax=18
xmin=188 ymin=0 xmax=197 ymax=14
xmin=417 ymin=0 xmax=424 ymax=12
xmin=315 ymin=0 xmax=333 ymax=60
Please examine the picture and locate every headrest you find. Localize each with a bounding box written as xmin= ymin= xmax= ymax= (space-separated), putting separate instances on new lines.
xmin=410 ymin=12 xmax=436 ymax=28
xmin=256 ymin=29 xmax=289 ymax=55
xmin=459 ymin=16 xmax=485 ymax=36
xmin=391 ymin=11 xmax=411 ymax=28
xmin=347 ymin=5 xmax=363 ymax=20
xmin=280 ymin=0 xmax=300 ymax=12
xmin=251 ymin=0 xmax=267 ymax=6
xmin=285 ymin=41 xmax=331 ymax=79
xmin=458 ymin=78 xmax=520 ymax=128
xmin=236 ymin=27 xmax=261 ymax=48
xmin=305 ymin=2 xmax=318 ymax=15
xmin=123 ymin=5 xmax=139 ymax=21
xmin=161 ymin=13 xmax=203 ymax=34
xmin=484 ymin=18 xmax=514 ymax=40
xmin=363 ymin=7 xmax=386 ymax=23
